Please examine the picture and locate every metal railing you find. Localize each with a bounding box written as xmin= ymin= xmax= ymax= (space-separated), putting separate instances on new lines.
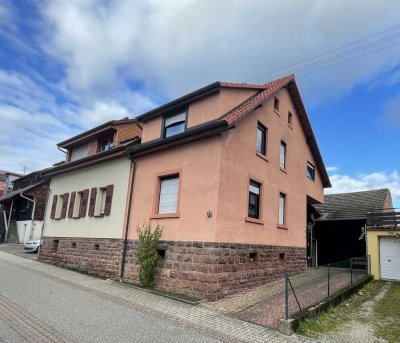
xmin=367 ymin=208 xmax=400 ymax=227
xmin=284 ymin=256 xmax=369 ymax=320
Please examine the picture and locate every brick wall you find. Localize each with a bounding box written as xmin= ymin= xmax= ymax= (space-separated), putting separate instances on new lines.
xmin=39 ymin=237 xmax=306 ymax=301
xmin=124 ymin=240 xmax=306 ymax=301
xmin=25 ymin=180 xmax=50 ymax=221
xmin=39 ymin=237 xmax=122 ymax=279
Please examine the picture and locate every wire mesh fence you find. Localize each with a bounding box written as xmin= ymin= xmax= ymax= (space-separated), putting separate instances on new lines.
xmin=284 ymin=256 xmax=369 ymax=320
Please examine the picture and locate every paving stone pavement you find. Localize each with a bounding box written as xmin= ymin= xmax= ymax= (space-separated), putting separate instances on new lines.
xmin=0 ymin=250 xmax=318 ymax=343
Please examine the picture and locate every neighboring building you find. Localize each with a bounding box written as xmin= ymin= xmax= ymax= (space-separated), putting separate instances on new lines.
xmin=313 ymin=189 xmax=393 ymax=266
xmin=39 ymin=118 xmax=142 ymax=272
xmin=0 ymin=170 xmax=22 ymax=197
xmin=0 ymin=171 xmax=50 ymax=243
xmin=366 ymin=206 xmax=400 ymax=281
xmin=39 ymin=75 xmax=330 ymax=301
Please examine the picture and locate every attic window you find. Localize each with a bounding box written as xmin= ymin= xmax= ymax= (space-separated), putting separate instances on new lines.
xmin=307 ymin=162 xmax=315 ymax=181
xmin=288 ymin=112 xmax=293 ymax=126
xmin=163 ymin=111 xmax=186 ymax=138
xmin=274 ymin=97 xmax=280 ymax=111
xmin=99 ymin=135 xmax=114 ymax=152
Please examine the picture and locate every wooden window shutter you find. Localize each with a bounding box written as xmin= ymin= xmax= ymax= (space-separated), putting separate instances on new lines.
xmin=50 ymin=195 xmax=57 ymax=219
xmin=88 ymin=188 xmax=97 ymax=217
xmin=104 ymin=184 xmax=114 ymax=215
xmin=80 ymin=189 xmax=89 ymax=217
xmin=68 ymin=192 xmax=76 ymax=218
xmin=61 ymin=193 xmax=69 ymax=219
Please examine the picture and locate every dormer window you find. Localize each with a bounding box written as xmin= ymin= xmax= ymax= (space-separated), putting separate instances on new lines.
xmin=99 ymin=135 xmax=114 ymax=152
xmin=163 ymin=111 xmax=186 ymax=138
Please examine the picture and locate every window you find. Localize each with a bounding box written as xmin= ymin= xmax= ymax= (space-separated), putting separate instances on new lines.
xmin=163 ymin=112 xmax=186 ymax=138
xmin=274 ymin=97 xmax=280 ymax=111
xmin=278 ymin=193 xmax=286 ymax=225
xmin=55 ymin=195 xmax=63 ymax=219
xmin=280 ymin=141 xmax=287 ymax=170
xmin=158 ymin=175 xmax=179 ymax=214
xmin=248 ymin=181 xmax=261 ymax=219
xmin=100 ymin=188 xmax=107 ymax=214
xmin=256 ymin=122 xmax=267 ymax=155
xmin=307 ymin=162 xmax=315 ymax=181
xmin=99 ymin=135 xmax=114 ymax=152
xmin=288 ymin=112 xmax=293 ymax=126
xmin=72 ymin=191 xmax=82 ymax=218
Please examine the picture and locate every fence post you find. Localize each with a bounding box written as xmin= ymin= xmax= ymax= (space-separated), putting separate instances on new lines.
xmin=350 ymin=258 xmax=353 ymax=285
xmin=327 ymin=264 xmax=330 ymax=298
xmin=285 ymin=273 xmax=289 ymax=320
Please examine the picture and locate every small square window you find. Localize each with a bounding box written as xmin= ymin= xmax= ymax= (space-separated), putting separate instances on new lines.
xmin=288 ymin=112 xmax=293 ymax=126
xmin=53 ymin=239 xmax=59 ymax=252
xmin=307 ymin=162 xmax=315 ymax=181
xmin=279 ymin=252 xmax=286 ymax=261
xmin=256 ymin=122 xmax=267 ymax=155
xmin=249 ymin=251 xmax=258 ymax=262
xmin=163 ymin=112 xmax=186 ymax=138
xmin=72 ymin=242 xmax=77 ymax=248
xmin=248 ymin=180 xmax=261 ymax=219
xmin=94 ymin=244 xmax=100 ymax=250
xmin=274 ymin=97 xmax=280 ymax=111
xmin=99 ymin=135 xmax=114 ymax=152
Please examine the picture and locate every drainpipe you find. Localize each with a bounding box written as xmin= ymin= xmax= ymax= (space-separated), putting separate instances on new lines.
xmin=119 ymin=158 xmax=137 ymax=281
xmin=20 ymin=193 xmax=36 ymax=242
xmin=38 ymin=186 xmax=51 ymax=256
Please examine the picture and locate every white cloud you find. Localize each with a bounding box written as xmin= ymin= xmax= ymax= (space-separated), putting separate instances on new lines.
xmin=326 ymin=166 xmax=339 ymax=172
xmin=326 ymin=170 xmax=400 ymax=206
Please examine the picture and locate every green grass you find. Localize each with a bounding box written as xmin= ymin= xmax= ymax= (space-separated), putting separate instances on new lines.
xmin=297 ymin=281 xmax=384 ymax=337
xmin=374 ymin=283 xmax=400 ymax=343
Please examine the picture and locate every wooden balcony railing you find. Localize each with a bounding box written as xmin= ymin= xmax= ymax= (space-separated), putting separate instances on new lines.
xmin=367 ymin=208 xmax=400 ymax=228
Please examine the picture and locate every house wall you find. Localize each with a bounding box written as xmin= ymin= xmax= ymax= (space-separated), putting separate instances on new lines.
xmin=367 ymin=229 xmax=400 ymax=279
xmin=216 ymin=87 xmax=324 ymax=247
xmin=128 ymin=136 xmax=223 ymax=242
xmin=140 ymin=88 xmax=257 ymax=143
xmin=16 ymin=220 xmax=42 ymax=243
xmin=43 ymin=158 xmax=132 ymax=239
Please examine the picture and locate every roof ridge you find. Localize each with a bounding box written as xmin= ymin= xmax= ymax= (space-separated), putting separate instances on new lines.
xmin=325 ymin=188 xmax=390 ymax=197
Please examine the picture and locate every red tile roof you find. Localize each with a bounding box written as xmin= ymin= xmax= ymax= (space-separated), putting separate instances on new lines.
xmin=222 ymin=75 xmax=294 ymax=125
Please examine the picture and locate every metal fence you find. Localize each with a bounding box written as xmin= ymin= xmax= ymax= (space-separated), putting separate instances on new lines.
xmin=284 ymin=256 xmax=369 ymax=320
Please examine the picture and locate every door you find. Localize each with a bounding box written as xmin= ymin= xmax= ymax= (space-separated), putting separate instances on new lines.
xmin=380 ymin=236 xmax=400 ymax=280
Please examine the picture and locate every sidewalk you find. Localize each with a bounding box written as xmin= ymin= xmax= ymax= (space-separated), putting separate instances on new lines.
xmin=0 ymin=250 xmax=317 ymax=343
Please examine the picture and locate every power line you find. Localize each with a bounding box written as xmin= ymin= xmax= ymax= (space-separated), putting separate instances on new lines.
xmin=247 ymin=23 xmax=400 ymax=82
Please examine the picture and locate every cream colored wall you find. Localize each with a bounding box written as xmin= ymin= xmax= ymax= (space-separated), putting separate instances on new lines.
xmin=216 ymin=88 xmax=324 ymax=247
xmin=140 ymin=88 xmax=257 ymax=143
xmin=367 ymin=230 xmax=400 ymax=279
xmin=44 ymin=158 xmax=132 ymax=239
xmin=128 ymin=137 xmax=222 ymax=241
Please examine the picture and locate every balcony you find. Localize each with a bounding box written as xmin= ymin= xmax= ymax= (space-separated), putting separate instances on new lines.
xmin=367 ymin=208 xmax=400 ymax=228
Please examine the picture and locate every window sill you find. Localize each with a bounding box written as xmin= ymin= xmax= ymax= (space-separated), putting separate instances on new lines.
xmin=150 ymin=213 xmax=180 ymax=219
xmin=245 ymin=217 xmax=264 ymax=225
xmin=280 ymin=167 xmax=287 ymax=174
xmin=54 ymin=217 xmax=62 ymax=221
xmin=307 ymin=176 xmax=315 ymax=182
xmin=256 ymin=152 xmax=269 ymax=162
xmin=277 ymin=224 xmax=288 ymax=230
xmin=288 ymin=124 xmax=293 ymax=130
xmin=273 ymin=109 xmax=280 ymax=116
xmin=72 ymin=216 xmax=81 ymax=220
xmin=94 ymin=214 xmax=104 ymax=218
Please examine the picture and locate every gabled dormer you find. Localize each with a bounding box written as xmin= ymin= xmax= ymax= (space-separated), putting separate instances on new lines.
xmin=58 ymin=118 xmax=142 ymax=163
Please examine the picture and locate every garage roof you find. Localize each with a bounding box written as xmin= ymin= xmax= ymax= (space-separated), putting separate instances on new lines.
xmin=314 ymin=188 xmax=391 ymax=221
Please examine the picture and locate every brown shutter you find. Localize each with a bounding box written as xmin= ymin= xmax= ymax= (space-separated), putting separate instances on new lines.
xmin=50 ymin=195 xmax=57 ymax=219
xmin=61 ymin=193 xmax=69 ymax=219
xmin=104 ymin=184 xmax=114 ymax=215
xmin=80 ymin=189 xmax=89 ymax=217
xmin=88 ymin=187 xmax=97 ymax=217
xmin=68 ymin=192 xmax=76 ymax=218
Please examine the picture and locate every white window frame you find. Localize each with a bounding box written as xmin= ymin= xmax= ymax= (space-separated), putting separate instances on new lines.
xmin=280 ymin=141 xmax=287 ymax=170
xmin=158 ymin=175 xmax=180 ymax=214
xmin=278 ymin=193 xmax=286 ymax=225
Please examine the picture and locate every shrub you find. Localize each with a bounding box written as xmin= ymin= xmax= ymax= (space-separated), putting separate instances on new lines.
xmin=136 ymin=223 xmax=163 ymax=288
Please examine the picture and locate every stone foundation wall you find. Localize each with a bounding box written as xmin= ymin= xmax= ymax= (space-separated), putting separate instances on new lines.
xmin=39 ymin=237 xmax=122 ymax=279
xmin=39 ymin=237 xmax=306 ymax=301
xmin=123 ymin=240 xmax=306 ymax=301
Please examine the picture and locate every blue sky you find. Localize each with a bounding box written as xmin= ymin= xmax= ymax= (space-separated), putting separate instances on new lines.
xmin=0 ymin=0 xmax=399 ymax=206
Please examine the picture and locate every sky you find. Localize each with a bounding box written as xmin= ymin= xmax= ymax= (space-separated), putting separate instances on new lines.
xmin=0 ymin=0 xmax=399 ymax=206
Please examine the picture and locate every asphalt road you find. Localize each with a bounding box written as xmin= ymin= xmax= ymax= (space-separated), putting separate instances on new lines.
xmin=0 ymin=252 xmax=219 ymax=343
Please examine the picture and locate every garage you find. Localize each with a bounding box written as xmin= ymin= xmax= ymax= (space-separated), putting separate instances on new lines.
xmin=380 ymin=236 xmax=400 ymax=280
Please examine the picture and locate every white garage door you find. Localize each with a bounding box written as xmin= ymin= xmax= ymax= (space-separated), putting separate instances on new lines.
xmin=380 ymin=237 xmax=400 ymax=280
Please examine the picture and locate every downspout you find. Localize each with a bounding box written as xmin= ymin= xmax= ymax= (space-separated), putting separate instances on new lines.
xmin=20 ymin=193 xmax=36 ymax=242
xmin=119 ymin=157 xmax=137 ymax=281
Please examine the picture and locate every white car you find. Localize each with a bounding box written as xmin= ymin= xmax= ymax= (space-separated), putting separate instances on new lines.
xmin=23 ymin=240 xmax=42 ymax=253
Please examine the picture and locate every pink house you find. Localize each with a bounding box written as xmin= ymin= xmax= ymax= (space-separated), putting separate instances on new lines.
xmin=40 ymin=75 xmax=330 ymax=301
